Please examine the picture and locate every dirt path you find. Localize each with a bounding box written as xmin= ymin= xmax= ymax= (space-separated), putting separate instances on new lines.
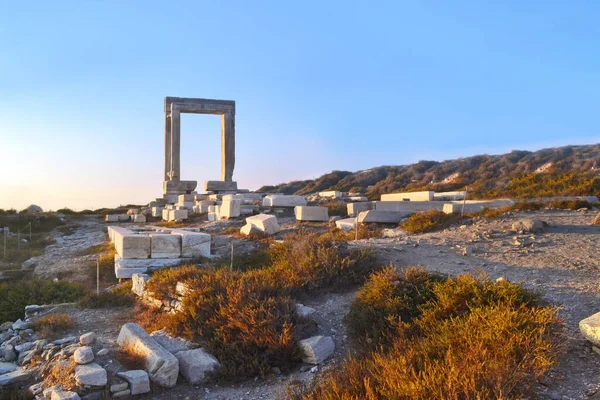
xmin=360 ymin=209 xmax=600 ymax=400
xmin=24 ymin=216 xmax=107 ymax=282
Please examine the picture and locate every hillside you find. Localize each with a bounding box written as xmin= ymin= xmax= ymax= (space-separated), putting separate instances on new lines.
xmin=258 ymin=144 xmax=600 ymax=200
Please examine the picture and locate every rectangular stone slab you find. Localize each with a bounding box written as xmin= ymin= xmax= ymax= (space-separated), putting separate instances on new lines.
xmin=357 ymin=210 xmax=413 ymax=224
xmin=172 ymin=230 xmax=211 ymax=258
xmin=347 ymin=202 xmax=374 ymax=217
xmin=380 ymin=191 xmax=434 ymax=202
xmin=204 ymin=180 xmax=238 ymax=192
xmin=262 ymin=195 xmax=307 ymax=207
xmin=294 ymin=206 xmax=328 ymax=222
xmin=109 ymin=227 xmax=151 ymax=259
xmin=149 ymin=234 xmax=181 ymax=258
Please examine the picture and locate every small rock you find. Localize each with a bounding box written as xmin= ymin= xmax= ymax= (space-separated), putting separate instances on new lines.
xmin=53 ymin=337 xmax=77 ymax=346
xmin=0 ymin=368 xmax=32 ymax=386
xmin=0 ymin=322 xmax=13 ymax=332
xmin=79 ymin=332 xmax=96 ymax=346
xmin=74 ymin=363 xmax=107 ymax=386
xmin=112 ymin=389 xmax=131 ymax=398
xmin=14 ymin=342 xmax=35 ymax=353
xmin=0 ymin=362 xmax=17 ymax=375
xmin=73 ymin=346 xmax=94 ymax=364
xmin=295 ymin=304 xmax=316 ymax=319
xmin=51 ymin=390 xmax=81 ymax=400
xmin=110 ymin=381 xmax=129 ymax=393
xmin=3 ymin=345 xmax=16 ymax=362
xmin=298 ymin=336 xmax=335 ymax=365
xmin=96 ymin=349 xmax=109 ymax=357
xmin=512 ymin=218 xmax=544 ymax=233
xmin=117 ymin=370 xmax=150 ymax=395
xmin=175 ymin=348 xmax=221 ymax=385
xmin=12 ymin=320 xmax=32 ymax=331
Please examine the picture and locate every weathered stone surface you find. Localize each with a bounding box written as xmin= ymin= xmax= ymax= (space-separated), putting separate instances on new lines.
xmin=112 ymin=389 xmax=131 ymax=398
xmin=12 ymin=320 xmax=32 ymax=331
xmin=512 ymin=218 xmax=544 ymax=233
xmin=51 ymin=390 xmax=81 ymax=400
xmin=132 ymin=214 xmax=146 ymax=223
xmin=204 ymin=180 xmax=238 ymax=192
xmin=240 ymin=223 xmax=261 ymax=236
xmin=443 ymin=203 xmax=462 ymax=214
xmin=0 ymin=368 xmax=31 ymax=386
xmin=219 ymin=199 xmax=241 ymax=219
xmin=117 ymin=323 xmax=179 ymax=388
xmin=357 ymin=210 xmax=412 ymax=224
xmin=149 ymin=234 xmax=181 ymax=259
xmin=335 ymin=218 xmax=356 ymax=231
xmin=175 ymin=348 xmax=220 ymax=384
xmin=433 ymin=191 xmax=467 ymax=201
xmin=108 ymin=227 xmax=151 ymax=259
xmin=318 ymin=191 xmax=342 ymax=199
xmin=298 ymin=336 xmax=335 ymax=364
xmin=117 ymin=215 xmax=131 ymax=222
xmin=374 ymin=201 xmax=446 ymax=212
xmin=347 ymin=202 xmax=373 ymax=217
xmin=53 ymin=336 xmax=77 ymax=346
xmin=75 ymin=363 xmax=107 ymax=386
xmin=163 ymin=180 xmax=198 ymax=195
xmin=163 ymin=209 xmax=188 ymax=222
xmin=0 ymin=321 xmax=12 ymax=331
xmin=132 ymin=273 xmax=151 ymax=297
xmin=1 ymin=345 xmax=15 ymax=362
xmin=115 ymin=256 xmax=187 ymax=279
xmin=150 ymin=330 xmax=195 ymax=354
xmin=151 ymin=207 xmax=164 ymax=217
xmin=193 ymin=200 xmax=215 ymax=214
xmin=74 ymin=346 xmax=94 ymax=364
xmin=117 ymin=370 xmax=151 ymax=395
xmin=580 ymin=312 xmax=600 ymax=346
xmin=105 ymin=215 xmax=119 ymax=222
xmin=262 ymin=195 xmax=307 ymax=207
xmin=0 ymin=362 xmax=17 ymax=375
xmin=110 ymin=381 xmax=128 ymax=393
xmin=171 ymin=229 xmax=211 ymax=258
xmin=79 ymin=332 xmax=96 ymax=346
xmin=241 ymin=214 xmax=280 ymax=236
xmin=97 ymin=349 xmax=109 ymax=356
xmin=294 ymin=206 xmax=329 ymax=222
xmin=380 ymin=191 xmax=434 ymax=202
xmin=14 ymin=342 xmax=34 ymax=353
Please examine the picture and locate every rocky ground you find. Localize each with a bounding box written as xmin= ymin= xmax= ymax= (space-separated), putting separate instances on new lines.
xmin=3 ymin=208 xmax=600 ymax=399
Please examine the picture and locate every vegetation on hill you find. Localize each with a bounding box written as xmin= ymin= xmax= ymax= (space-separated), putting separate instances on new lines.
xmin=289 ymin=267 xmax=560 ymax=399
xmin=259 ymin=144 xmax=600 ymax=199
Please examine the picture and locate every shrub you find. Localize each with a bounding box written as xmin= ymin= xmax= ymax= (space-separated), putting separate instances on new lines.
xmin=0 ymin=280 xmax=86 ymax=322
xmin=323 ymin=202 xmax=347 ymax=217
xmin=292 ymin=270 xmax=560 ymax=399
xmin=78 ymin=285 xmax=135 ymax=309
xmin=141 ymin=230 xmax=376 ymax=379
xmin=547 ymin=199 xmax=591 ymax=210
xmin=33 ymin=313 xmax=76 ymax=338
xmin=401 ymin=210 xmax=460 ymax=234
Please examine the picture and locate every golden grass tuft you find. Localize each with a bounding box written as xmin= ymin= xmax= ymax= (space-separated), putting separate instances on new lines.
xmin=401 ymin=210 xmax=461 ymax=234
xmin=33 ymin=313 xmax=76 ymax=339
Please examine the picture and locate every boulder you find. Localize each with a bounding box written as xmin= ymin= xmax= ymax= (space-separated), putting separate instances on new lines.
xmin=298 ymin=336 xmax=335 ymax=365
xmin=79 ymin=332 xmax=96 ymax=346
xmin=74 ymin=363 xmax=107 ymax=386
xmin=175 ymin=348 xmax=221 ymax=385
xmin=117 ymin=370 xmax=151 ymax=395
xmin=117 ymin=323 xmax=179 ymax=388
xmin=512 ymin=218 xmax=544 ymax=233
xmin=295 ymin=304 xmax=316 ymax=318
xmin=73 ymin=346 xmax=94 ymax=364
xmin=240 ymin=214 xmax=280 ymax=236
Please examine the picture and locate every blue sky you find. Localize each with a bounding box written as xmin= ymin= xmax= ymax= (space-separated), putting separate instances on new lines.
xmin=1 ymin=1 xmax=599 ymax=210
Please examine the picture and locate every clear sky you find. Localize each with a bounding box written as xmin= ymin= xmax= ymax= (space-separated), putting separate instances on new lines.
xmin=1 ymin=1 xmax=599 ymax=211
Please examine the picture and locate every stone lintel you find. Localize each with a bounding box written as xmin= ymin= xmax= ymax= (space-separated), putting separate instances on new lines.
xmin=205 ymin=181 xmax=238 ymax=192
xmin=163 ymin=180 xmax=198 ymax=195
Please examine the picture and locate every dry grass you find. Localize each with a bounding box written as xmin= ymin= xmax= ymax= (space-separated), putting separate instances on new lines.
xmin=33 ymin=313 xmax=76 ymax=338
xmin=547 ymin=199 xmax=592 ymax=210
xmin=290 ymin=268 xmax=561 ymax=399
xmin=115 ymin=341 xmax=147 ymax=370
xmin=138 ymin=230 xmax=376 ymax=380
xmin=40 ymin=360 xmax=78 ymax=391
xmin=78 ymin=281 xmax=135 ymax=308
xmin=323 ymin=202 xmax=348 ymax=217
xmin=401 ymin=210 xmax=461 ymax=234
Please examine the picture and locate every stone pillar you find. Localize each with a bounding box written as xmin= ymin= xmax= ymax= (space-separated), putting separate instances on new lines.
xmin=164 ymin=103 xmax=172 ymax=181
xmin=221 ymin=111 xmax=235 ymax=181
xmin=170 ymin=105 xmax=181 ymax=181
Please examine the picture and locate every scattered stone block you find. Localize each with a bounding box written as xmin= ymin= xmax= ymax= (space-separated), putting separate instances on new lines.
xmin=132 ymin=214 xmax=146 ymax=223
xmin=164 ymin=180 xmax=197 ymax=194
xmin=105 ymin=215 xmax=119 ymax=222
xmin=75 ymin=363 xmax=107 ymax=386
xmin=241 ymin=214 xmax=280 ymax=236
xmin=443 ymin=203 xmax=462 ymax=214
xmin=347 ymin=202 xmax=373 ymax=217
xmin=117 ymin=215 xmax=131 ymax=222
xmin=149 ymin=234 xmax=181 ymax=259
xmin=219 ymin=199 xmax=242 ymax=219
xmin=294 ymin=206 xmax=328 ymax=222
xmin=318 ymin=191 xmax=342 ymax=199
xmin=262 ymin=195 xmax=307 ymax=207
xmin=175 ymin=348 xmax=220 ymax=385
xmin=580 ymin=312 xmax=600 ymax=346
xmin=117 ymin=323 xmax=179 ymax=388
xmin=335 ymin=218 xmax=356 ymax=231
xmin=79 ymin=332 xmax=96 ymax=346
xmin=512 ymin=218 xmax=544 ymax=233
xmin=357 ymin=210 xmax=412 ymax=224
xmin=115 ymin=256 xmax=185 ymax=277
xmin=116 ymin=370 xmax=151 ymax=395
xmin=73 ymin=346 xmax=94 ymax=364
xmin=108 ymin=227 xmax=151 ymax=259
xmin=204 ymin=180 xmax=238 ymax=192
xmin=151 ymin=207 xmax=164 ymax=217
xmin=172 ymin=230 xmax=211 ymax=258
xmin=298 ymin=336 xmax=335 ymax=365
xmin=193 ymin=200 xmax=215 ymax=213
xmin=51 ymin=390 xmax=81 ymax=400
xmin=131 ymin=273 xmax=151 ymax=297
xmin=380 ymin=191 xmax=434 ymax=202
